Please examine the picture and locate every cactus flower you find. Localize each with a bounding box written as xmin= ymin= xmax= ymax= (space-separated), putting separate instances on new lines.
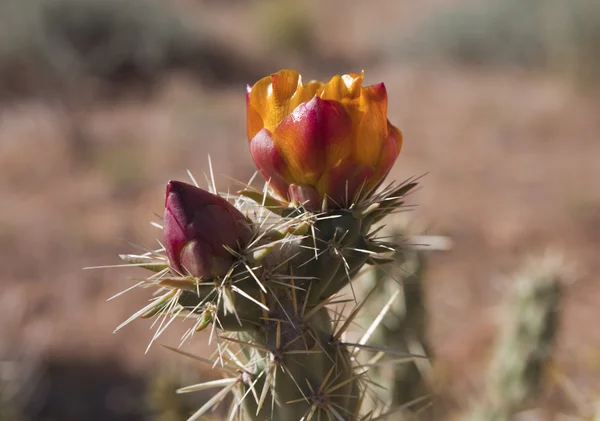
xmin=247 ymin=69 xmax=403 ymax=209
xmin=163 ymin=181 xmax=252 ymax=278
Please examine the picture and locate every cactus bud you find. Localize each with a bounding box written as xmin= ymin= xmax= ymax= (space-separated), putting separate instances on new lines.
xmin=163 ymin=181 xmax=252 ymax=278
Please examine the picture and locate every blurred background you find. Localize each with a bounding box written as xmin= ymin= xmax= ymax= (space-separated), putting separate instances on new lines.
xmin=1 ymin=0 xmax=599 ymax=419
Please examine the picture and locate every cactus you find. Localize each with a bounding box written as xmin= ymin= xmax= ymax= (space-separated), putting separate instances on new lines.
xmin=104 ymin=69 xmax=430 ymax=421
xmin=115 ymin=175 xmax=421 ymax=421
xmin=467 ymin=253 xmax=564 ymax=421
xmin=356 ymin=235 xmax=432 ymax=412
xmin=100 ymin=67 xmax=582 ymax=420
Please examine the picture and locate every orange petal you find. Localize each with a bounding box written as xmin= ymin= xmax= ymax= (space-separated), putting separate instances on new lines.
xmin=320 ymin=74 xmax=345 ymax=101
xmin=248 ymin=69 xmax=301 ymax=132
xmin=287 ymin=79 xmax=325 ymax=113
xmin=320 ymin=72 xmax=364 ymax=102
xmin=271 ymin=70 xmax=301 ymax=103
xmin=372 ymin=122 xmax=403 ymax=190
xmin=273 ymin=96 xmax=353 ymax=186
xmin=246 ymin=85 xmax=264 ymax=140
xmin=304 ymin=80 xmax=325 ymax=97
xmin=387 ymin=122 xmax=403 ymax=158
xmin=352 ymin=82 xmax=389 ymax=166
xmin=342 ymin=72 xmax=365 ymax=99
xmin=247 ymin=75 xmax=271 ymax=115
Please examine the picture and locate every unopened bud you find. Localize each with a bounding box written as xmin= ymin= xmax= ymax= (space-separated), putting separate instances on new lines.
xmin=163 ymin=181 xmax=252 ymax=278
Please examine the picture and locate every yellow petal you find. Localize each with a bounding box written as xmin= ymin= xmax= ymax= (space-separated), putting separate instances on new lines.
xmin=248 ymin=69 xmax=301 ymax=132
xmin=320 ymin=74 xmax=347 ymax=101
xmin=248 ymin=74 xmax=275 ymax=132
xmin=320 ymin=72 xmax=364 ymax=101
xmin=304 ymin=80 xmax=324 ymax=97
xmin=271 ymin=70 xmax=300 ymax=102
xmin=287 ymin=79 xmax=323 ymax=115
xmin=247 ymin=86 xmax=264 ymax=140
xmin=351 ymin=82 xmax=389 ymax=166
xmin=341 ymin=71 xmax=364 ymax=99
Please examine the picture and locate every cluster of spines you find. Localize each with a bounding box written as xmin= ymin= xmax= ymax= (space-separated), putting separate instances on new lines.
xmin=356 ymin=236 xmax=432 ymax=413
xmin=94 ymin=170 xmax=425 ymax=421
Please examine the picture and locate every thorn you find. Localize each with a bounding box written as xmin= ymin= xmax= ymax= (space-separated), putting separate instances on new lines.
xmin=355 ymin=289 xmax=401 ymax=354
xmin=185 ymin=378 xmax=240 ymax=421
xmin=208 ymin=155 xmax=217 ymax=194
xmin=333 ymin=280 xmax=382 ymax=342
xmin=187 ymin=169 xmax=200 ymax=188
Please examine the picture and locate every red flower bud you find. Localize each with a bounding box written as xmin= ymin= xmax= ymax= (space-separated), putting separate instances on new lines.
xmin=163 ymin=181 xmax=252 ymax=278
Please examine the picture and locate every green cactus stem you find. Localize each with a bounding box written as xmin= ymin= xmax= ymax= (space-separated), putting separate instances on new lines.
xmin=106 ymin=176 xmax=425 ymax=421
xmin=357 ymin=236 xmax=432 ymax=412
xmin=468 ymin=253 xmax=565 ymax=421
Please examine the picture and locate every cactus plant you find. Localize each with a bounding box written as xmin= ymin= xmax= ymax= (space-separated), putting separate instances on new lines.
xmin=467 ymin=253 xmax=564 ymax=421
xmin=356 ymin=235 xmax=432 ymax=412
xmin=109 ymin=70 xmax=427 ymax=421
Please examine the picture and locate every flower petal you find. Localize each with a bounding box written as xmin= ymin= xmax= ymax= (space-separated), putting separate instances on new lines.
xmin=273 ymin=96 xmax=353 ymax=186
xmin=246 ymin=85 xmax=265 ymax=140
xmin=369 ymin=122 xmax=403 ymax=193
xmin=320 ymin=72 xmax=364 ymax=101
xmin=249 ymin=129 xmax=291 ymax=199
xmin=352 ymin=82 xmax=389 ymax=166
xmin=378 ymin=122 xmax=402 ymax=176
xmin=248 ymin=70 xmax=301 ymax=133
xmin=286 ymin=78 xmax=324 ymax=115
xmin=271 ymin=70 xmax=301 ymax=103
xmin=304 ymin=80 xmax=325 ymax=97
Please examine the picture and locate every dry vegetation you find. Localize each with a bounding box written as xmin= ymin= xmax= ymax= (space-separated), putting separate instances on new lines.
xmin=1 ymin=0 xmax=599 ymax=420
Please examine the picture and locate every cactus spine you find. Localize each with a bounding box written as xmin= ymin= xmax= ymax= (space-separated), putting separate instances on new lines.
xmin=117 ymin=178 xmax=421 ymax=421
xmin=357 ymin=237 xmax=431 ymax=412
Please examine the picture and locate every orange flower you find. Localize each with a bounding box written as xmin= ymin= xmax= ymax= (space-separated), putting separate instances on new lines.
xmin=247 ymin=69 xmax=402 ymax=210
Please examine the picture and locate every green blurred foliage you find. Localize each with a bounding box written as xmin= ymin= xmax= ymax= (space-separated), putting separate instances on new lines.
xmin=401 ymin=0 xmax=600 ymax=85
xmin=0 ymin=0 xmax=269 ymax=100
xmin=0 ymin=0 xmax=201 ymax=97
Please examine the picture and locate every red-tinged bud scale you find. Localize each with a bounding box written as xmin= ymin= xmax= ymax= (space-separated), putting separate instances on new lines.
xmin=163 ymin=181 xmax=252 ymax=278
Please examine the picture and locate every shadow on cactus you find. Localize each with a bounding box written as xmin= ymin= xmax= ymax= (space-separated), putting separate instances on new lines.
xmin=106 ymin=70 xmax=428 ymax=420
